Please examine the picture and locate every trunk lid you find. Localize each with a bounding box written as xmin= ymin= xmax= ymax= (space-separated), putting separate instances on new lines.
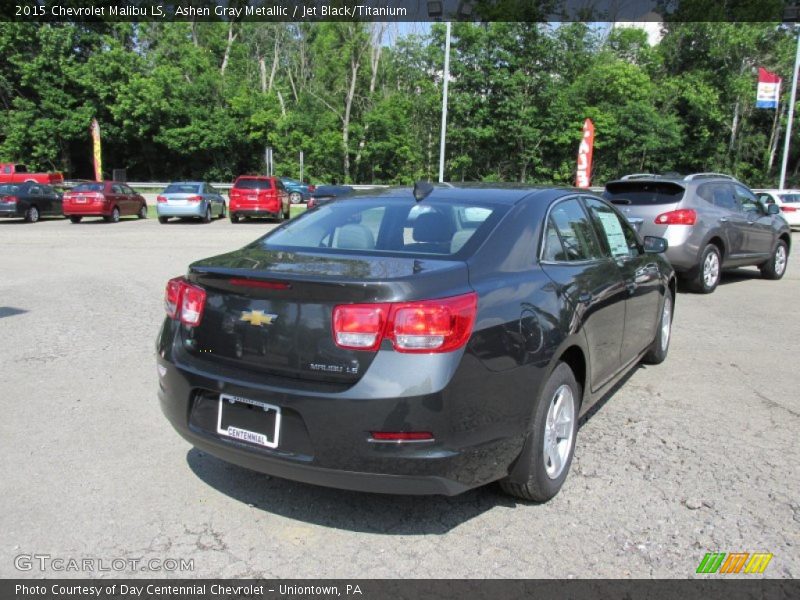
xmin=182 ymin=247 xmax=472 ymax=384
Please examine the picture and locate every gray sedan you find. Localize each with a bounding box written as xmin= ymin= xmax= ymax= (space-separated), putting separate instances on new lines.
xmin=157 ymin=182 xmax=226 ymax=223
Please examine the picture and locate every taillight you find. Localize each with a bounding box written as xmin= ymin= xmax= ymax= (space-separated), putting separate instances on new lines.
xmin=307 ymin=184 xmax=316 ymax=193
xmin=332 ymin=292 xmax=478 ymax=354
xmin=332 ymin=304 xmax=389 ymax=350
xmin=187 ymin=195 xmax=202 ymax=203
xmin=164 ymin=276 xmax=206 ymax=327
xmin=654 ymin=209 xmax=696 ymax=225
xmin=229 ymin=278 xmax=291 ymax=290
xmin=370 ymin=431 xmax=434 ymax=442
xmin=781 ymin=206 xmax=797 ymax=212
xmin=2 ymin=195 xmax=18 ymax=204
xmin=156 ymin=195 xmax=167 ymax=203
xmin=307 ymin=198 xmax=316 ymax=209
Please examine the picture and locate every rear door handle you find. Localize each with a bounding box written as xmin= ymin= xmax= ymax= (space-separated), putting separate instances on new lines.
xmin=719 ymin=217 xmax=729 ymax=222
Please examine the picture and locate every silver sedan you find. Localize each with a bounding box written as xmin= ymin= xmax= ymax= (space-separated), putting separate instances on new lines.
xmin=156 ymin=182 xmax=227 ymax=223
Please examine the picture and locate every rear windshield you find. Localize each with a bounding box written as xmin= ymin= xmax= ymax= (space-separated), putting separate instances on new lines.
xmin=235 ymin=178 xmax=272 ymax=190
xmin=779 ymin=193 xmax=800 ymax=203
xmin=262 ymin=197 xmax=508 ymax=258
xmin=72 ymin=183 xmax=104 ymax=192
xmin=164 ymin=183 xmax=201 ymax=194
xmin=0 ymin=183 xmax=20 ymax=194
xmin=604 ymin=181 xmax=685 ymax=205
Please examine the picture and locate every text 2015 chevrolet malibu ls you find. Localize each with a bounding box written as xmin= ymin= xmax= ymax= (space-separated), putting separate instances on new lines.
xmin=157 ymin=185 xmax=676 ymax=501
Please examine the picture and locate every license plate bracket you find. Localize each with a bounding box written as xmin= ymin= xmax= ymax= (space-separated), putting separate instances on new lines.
xmin=216 ymin=394 xmax=281 ymax=448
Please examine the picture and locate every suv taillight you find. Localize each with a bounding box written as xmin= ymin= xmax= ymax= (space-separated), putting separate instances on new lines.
xmin=164 ymin=276 xmax=206 ymax=327
xmin=654 ymin=209 xmax=697 ymax=225
xmin=332 ymin=292 xmax=478 ymax=354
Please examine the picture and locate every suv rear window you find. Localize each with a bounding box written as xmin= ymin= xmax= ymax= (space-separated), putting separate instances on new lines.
xmin=262 ymin=197 xmax=507 ymax=258
xmin=235 ymin=178 xmax=272 ymax=190
xmin=604 ymin=181 xmax=685 ymax=205
xmin=779 ymin=193 xmax=800 ymax=203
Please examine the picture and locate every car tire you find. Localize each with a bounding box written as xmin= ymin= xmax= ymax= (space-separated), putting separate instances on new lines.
xmin=499 ymin=362 xmax=580 ymax=502
xmin=137 ymin=204 xmax=147 ymax=219
xmin=230 ymin=214 xmax=240 ymax=223
xmin=643 ymin=291 xmax=673 ymax=365
xmin=219 ymin=203 xmax=226 ymax=219
xmin=69 ymin=215 xmax=82 ymax=224
xmin=104 ymin=207 xmax=120 ymax=223
xmin=689 ymin=244 xmax=721 ymax=294
xmin=275 ymin=210 xmax=285 ymax=223
xmin=203 ymin=206 xmax=212 ymax=223
xmin=24 ymin=205 xmax=40 ymax=223
xmin=289 ymin=192 xmax=302 ymax=205
xmin=158 ymin=216 xmax=169 ymax=224
xmin=760 ymin=240 xmax=788 ymax=281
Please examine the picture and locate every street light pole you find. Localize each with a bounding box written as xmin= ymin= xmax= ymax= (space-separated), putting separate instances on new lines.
xmin=438 ymin=21 xmax=451 ymax=184
xmin=779 ymin=27 xmax=800 ymax=189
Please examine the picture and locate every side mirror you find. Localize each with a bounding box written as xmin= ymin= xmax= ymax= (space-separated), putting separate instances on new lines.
xmin=767 ymin=203 xmax=780 ymax=215
xmin=643 ymin=236 xmax=668 ymax=254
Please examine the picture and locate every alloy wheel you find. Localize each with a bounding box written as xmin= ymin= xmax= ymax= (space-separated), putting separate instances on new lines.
xmin=703 ymin=251 xmax=719 ymax=288
xmin=543 ymin=384 xmax=575 ymax=479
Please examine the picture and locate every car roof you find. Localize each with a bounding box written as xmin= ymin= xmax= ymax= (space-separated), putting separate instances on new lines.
xmin=332 ymin=183 xmax=596 ymax=206
xmin=168 ymin=181 xmax=204 ymax=185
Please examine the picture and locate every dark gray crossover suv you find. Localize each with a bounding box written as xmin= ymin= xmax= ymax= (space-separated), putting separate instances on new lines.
xmin=604 ymin=173 xmax=791 ymax=293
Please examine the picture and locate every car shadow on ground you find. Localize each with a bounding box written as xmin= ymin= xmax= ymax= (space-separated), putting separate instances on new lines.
xmin=0 ymin=217 xmax=66 ymax=225
xmin=186 ymin=448 xmax=519 ymax=534
xmin=717 ymin=267 xmax=766 ymax=285
xmin=0 ymin=306 xmax=27 ymax=318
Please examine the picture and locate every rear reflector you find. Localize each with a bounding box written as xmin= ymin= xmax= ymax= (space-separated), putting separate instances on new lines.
xmin=370 ymin=431 xmax=434 ymax=442
xmin=229 ymin=278 xmax=291 ymax=290
xmin=333 ymin=292 xmax=478 ymax=354
xmin=781 ymin=206 xmax=797 ymax=212
xmin=164 ymin=276 xmax=206 ymax=327
xmin=654 ymin=208 xmax=697 ymax=225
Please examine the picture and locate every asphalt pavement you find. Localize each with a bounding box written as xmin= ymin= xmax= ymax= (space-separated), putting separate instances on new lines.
xmin=1 ymin=215 xmax=797 ymax=578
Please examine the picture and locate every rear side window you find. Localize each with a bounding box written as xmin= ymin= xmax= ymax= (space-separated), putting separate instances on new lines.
xmin=604 ymin=181 xmax=685 ymax=205
xmin=164 ymin=184 xmax=201 ymax=194
xmin=547 ymin=199 xmax=603 ymax=261
xmin=235 ymin=178 xmax=272 ymax=190
xmin=779 ymin=193 xmax=800 ymax=203
xmin=698 ymin=182 xmax=736 ymax=210
xmin=0 ymin=183 xmax=19 ymax=194
xmin=734 ymin=185 xmax=759 ymax=213
xmin=263 ymin=198 xmax=508 ymax=258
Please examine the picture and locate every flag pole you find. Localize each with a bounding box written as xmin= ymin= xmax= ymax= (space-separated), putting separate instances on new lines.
xmin=779 ymin=27 xmax=800 ymax=189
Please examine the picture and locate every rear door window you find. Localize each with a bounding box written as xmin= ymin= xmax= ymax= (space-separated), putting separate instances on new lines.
xmin=604 ymin=181 xmax=685 ymax=206
xmin=547 ymin=198 xmax=603 ymax=261
xmin=700 ymin=183 xmax=737 ymax=211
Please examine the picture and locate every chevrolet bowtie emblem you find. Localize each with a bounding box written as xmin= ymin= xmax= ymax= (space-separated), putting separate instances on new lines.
xmin=240 ymin=310 xmax=278 ymax=327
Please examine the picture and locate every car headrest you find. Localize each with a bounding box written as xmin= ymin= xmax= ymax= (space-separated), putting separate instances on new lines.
xmin=334 ymin=223 xmax=375 ymax=250
xmin=413 ymin=212 xmax=453 ymax=243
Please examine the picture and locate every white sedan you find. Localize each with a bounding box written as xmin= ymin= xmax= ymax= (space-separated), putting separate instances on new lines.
xmin=754 ymin=189 xmax=800 ymax=228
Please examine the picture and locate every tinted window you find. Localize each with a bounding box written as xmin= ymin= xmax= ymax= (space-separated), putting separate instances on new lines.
xmin=29 ymin=185 xmax=42 ymax=196
xmin=72 ymin=183 xmax=104 ymax=192
xmin=699 ymin=183 xmax=736 ymax=210
xmin=264 ymin=198 xmax=508 ymax=258
xmin=0 ymin=183 xmax=20 ymax=194
xmin=164 ymin=184 xmax=200 ymax=194
xmin=604 ymin=181 xmax=685 ymax=205
xmin=757 ymin=193 xmax=775 ymax=204
xmin=235 ymin=178 xmax=272 ymax=190
xmin=542 ymin=219 xmax=566 ymax=262
xmin=734 ymin=185 xmax=759 ymax=213
xmin=585 ymin=198 xmax=641 ymax=259
xmin=548 ymin=199 xmax=603 ymax=261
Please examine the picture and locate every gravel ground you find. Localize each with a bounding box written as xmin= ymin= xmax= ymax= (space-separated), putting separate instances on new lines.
xmin=0 ymin=215 xmax=797 ymax=579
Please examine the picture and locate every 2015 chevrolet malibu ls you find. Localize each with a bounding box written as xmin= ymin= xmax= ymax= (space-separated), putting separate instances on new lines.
xmin=157 ymin=185 xmax=676 ymax=501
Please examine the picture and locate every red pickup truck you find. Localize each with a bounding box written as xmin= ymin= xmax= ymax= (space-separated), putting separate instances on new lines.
xmin=0 ymin=163 xmax=64 ymax=185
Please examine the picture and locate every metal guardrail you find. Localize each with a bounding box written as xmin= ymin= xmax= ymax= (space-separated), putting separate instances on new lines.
xmin=127 ymin=182 xmax=389 ymax=191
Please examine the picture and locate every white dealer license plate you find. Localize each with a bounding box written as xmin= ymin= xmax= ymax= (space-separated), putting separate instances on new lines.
xmin=216 ymin=394 xmax=281 ymax=449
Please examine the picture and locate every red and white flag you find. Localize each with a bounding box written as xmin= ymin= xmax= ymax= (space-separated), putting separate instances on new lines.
xmin=756 ymin=67 xmax=781 ymax=109
xmin=575 ymin=119 xmax=594 ymax=188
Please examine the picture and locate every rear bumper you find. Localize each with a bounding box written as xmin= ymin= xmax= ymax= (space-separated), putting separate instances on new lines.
xmin=63 ymin=202 xmax=111 ymax=216
xmin=231 ymin=208 xmax=282 ymax=218
xmin=780 ymin=211 xmax=800 ymax=227
xmin=156 ymin=321 xmax=529 ymax=496
xmin=0 ymin=205 xmax=23 ymax=217
xmin=157 ymin=204 xmax=206 ymax=218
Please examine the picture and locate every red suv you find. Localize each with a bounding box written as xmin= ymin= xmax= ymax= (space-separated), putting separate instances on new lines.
xmin=229 ymin=176 xmax=290 ymax=223
xmin=63 ymin=181 xmax=147 ymax=223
